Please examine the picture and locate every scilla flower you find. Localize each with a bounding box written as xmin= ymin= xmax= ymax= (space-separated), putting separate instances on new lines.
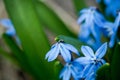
xmin=76 ymin=42 xmax=107 ymax=79
xmin=60 ymin=60 xmax=84 ymax=80
xmin=45 ymin=40 xmax=79 ymax=62
xmin=0 ymin=19 xmax=16 ymax=36
xmin=78 ymin=7 xmax=106 ymax=50
xmin=0 ymin=19 xmax=21 ymax=45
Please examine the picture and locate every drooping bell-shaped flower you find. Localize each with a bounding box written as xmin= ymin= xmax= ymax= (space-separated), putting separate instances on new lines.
xmin=45 ymin=40 xmax=79 ymax=62
xmin=78 ymin=7 xmax=106 ymax=50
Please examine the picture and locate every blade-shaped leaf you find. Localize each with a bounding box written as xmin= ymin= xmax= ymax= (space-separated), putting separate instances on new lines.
xmin=2 ymin=34 xmax=33 ymax=74
xmin=111 ymin=42 xmax=120 ymax=80
xmin=4 ymin=0 xmax=59 ymax=79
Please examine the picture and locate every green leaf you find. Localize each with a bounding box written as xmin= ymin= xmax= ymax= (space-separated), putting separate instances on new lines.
xmin=35 ymin=1 xmax=76 ymax=37
xmin=3 ymin=34 xmax=30 ymax=71
xmin=72 ymin=0 xmax=87 ymax=14
xmin=4 ymin=0 xmax=59 ymax=79
xmin=111 ymin=42 xmax=120 ymax=80
xmin=56 ymin=35 xmax=85 ymax=53
xmin=96 ymin=63 xmax=111 ymax=80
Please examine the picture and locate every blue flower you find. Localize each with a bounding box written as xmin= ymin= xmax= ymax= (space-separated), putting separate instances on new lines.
xmin=75 ymin=42 xmax=107 ymax=79
xmin=59 ymin=61 xmax=84 ymax=80
xmin=45 ymin=40 xmax=79 ymax=62
xmin=109 ymin=11 xmax=120 ymax=47
xmin=78 ymin=7 xmax=106 ymax=50
xmin=106 ymin=1 xmax=120 ymax=17
xmin=0 ymin=19 xmax=21 ymax=45
xmin=0 ymin=19 xmax=16 ymax=36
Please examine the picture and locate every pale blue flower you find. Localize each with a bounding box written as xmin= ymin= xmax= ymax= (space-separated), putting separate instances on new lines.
xmin=59 ymin=61 xmax=84 ymax=80
xmin=0 ymin=19 xmax=21 ymax=45
xmin=75 ymin=42 xmax=107 ymax=79
xmin=109 ymin=11 xmax=120 ymax=47
xmin=45 ymin=40 xmax=79 ymax=62
xmin=78 ymin=7 xmax=106 ymax=50
xmin=0 ymin=19 xmax=16 ymax=36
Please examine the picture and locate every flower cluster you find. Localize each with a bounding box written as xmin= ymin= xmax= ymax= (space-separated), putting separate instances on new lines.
xmin=78 ymin=7 xmax=120 ymax=49
xmin=45 ymin=5 xmax=120 ymax=80
xmin=45 ymin=39 xmax=107 ymax=80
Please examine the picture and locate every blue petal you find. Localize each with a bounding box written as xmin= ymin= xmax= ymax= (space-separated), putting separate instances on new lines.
xmin=45 ymin=45 xmax=59 ymax=62
xmin=109 ymin=12 xmax=120 ymax=47
xmin=59 ymin=66 xmax=67 ymax=78
xmin=101 ymin=59 xmax=106 ymax=64
xmin=78 ymin=24 xmax=91 ymax=42
xmin=101 ymin=21 xmax=114 ymax=37
xmin=109 ymin=33 xmax=116 ymax=48
xmin=51 ymin=43 xmax=57 ymax=49
xmin=64 ymin=44 xmax=80 ymax=56
xmin=95 ymin=17 xmax=105 ymax=27
xmin=62 ymin=68 xmax=71 ymax=80
xmin=80 ymin=8 xmax=89 ymax=14
xmin=77 ymin=14 xmax=87 ymax=24
xmin=71 ymin=65 xmax=79 ymax=79
xmin=75 ymin=57 xmax=91 ymax=65
xmin=60 ymin=44 xmax=71 ymax=62
xmin=80 ymin=64 xmax=94 ymax=78
xmin=81 ymin=46 xmax=95 ymax=58
xmin=72 ymin=61 xmax=84 ymax=71
xmin=90 ymin=24 xmax=101 ymax=42
xmin=85 ymin=14 xmax=93 ymax=25
xmin=95 ymin=42 xmax=107 ymax=58
xmin=0 ymin=19 xmax=13 ymax=28
xmin=114 ymin=12 xmax=120 ymax=32
xmin=94 ymin=12 xmax=105 ymax=27
xmin=85 ymin=72 xmax=96 ymax=80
